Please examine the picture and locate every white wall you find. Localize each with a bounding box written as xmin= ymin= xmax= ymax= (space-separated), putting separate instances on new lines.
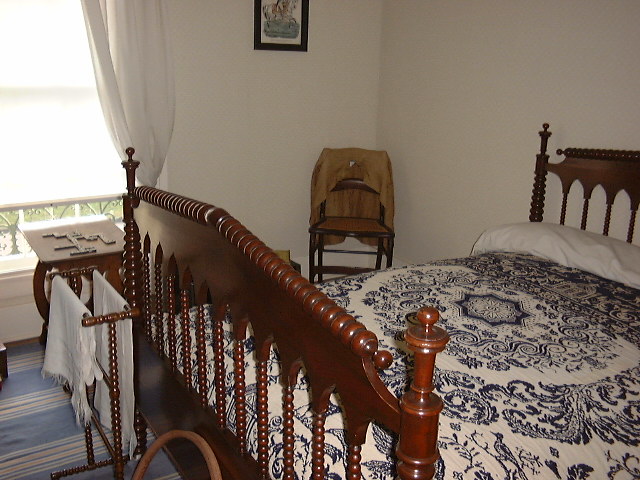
xmin=0 ymin=269 xmax=42 ymax=343
xmin=165 ymin=1 xmax=385 ymax=261
xmin=378 ymin=1 xmax=640 ymax=262
xmin=1 ymin=1 xmax=385 ymax=342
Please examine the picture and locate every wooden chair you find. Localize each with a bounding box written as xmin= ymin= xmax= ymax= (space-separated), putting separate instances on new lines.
xmin=309 ymin=178 xmax=395 ymax=282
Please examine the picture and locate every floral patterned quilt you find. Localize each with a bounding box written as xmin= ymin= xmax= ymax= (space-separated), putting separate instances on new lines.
xmin=316 ymin=252 xmax=640 ymax=480
xmin=174 ymin=252 xmax=639 ymax=479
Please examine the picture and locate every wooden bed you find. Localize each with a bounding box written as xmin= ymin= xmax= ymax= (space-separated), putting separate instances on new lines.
xmin=118 ymin=124 xmax=639 ymax=479
xmin=119 ymin=151 xmax=446 ymax=479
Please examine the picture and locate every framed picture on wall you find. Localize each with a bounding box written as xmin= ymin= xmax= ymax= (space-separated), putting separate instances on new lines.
xmin=254 ymin=0 xmax=309 ymax=52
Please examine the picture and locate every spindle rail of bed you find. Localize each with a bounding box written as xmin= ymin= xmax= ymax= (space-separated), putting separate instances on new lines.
xmin=119 ymin=149 xmax=448 ymax=480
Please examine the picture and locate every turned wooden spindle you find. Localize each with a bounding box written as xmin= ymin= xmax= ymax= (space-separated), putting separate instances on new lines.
xmin=108 ymin=321 xmax=125 ymax=480
xmin=282 ymin=383 xmax=296 ymax=480
xmin=311 ymin=411 xmax=327 ymax=480
xmin=581 ymin=197 xmax=591 ymax=231
xmin=628 ymin=210 xmax=637 ymax=243
xmin=529 ymin=123 xmax=552 ymax=222
xmin=84 ymin=422 xmax=96 ymax=466
xmin=256 ymin=345 xmax=271 ymax=477
xmin=213 ymin=304 xmax=227 ymax=430
xmin=603 ymin=202 xmax=613 ymax=236
xmin=179 ymin=275 xmax=193 ymax=390
xmin=153 ymin=245 xmax=164 ymax=354
xmin=396 ymin=306 xmax=449 ymax=480
xmin=347 ymin=443 xmax=362 ymax=480
xmin=81 ymin=307 xmax=141 ymax=327
xmin=121 ymin=148 xmax=143 ymax=314
xmin=233 ymin=332 xmax=248 ymax=455
xmin=142 ymin=236 xmax=152 ymax=341
xmin=133 ymin=413 xmax=147 ymax=458
xmin=121 ymin=148 xmax=147 ymax=457
xmin=559 ymin=192 xmax=569 ymax=225
xmin=166 ymin=272 xmax=178 ymax=370
xmin=195 ymin=302 xmax=209 ymax=407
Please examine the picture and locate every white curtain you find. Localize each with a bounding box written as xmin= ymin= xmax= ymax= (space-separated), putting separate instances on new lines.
xmin=81 ymin=0 xmax=175 ymax=187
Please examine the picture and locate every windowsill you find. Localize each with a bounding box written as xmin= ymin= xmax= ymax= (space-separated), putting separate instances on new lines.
xmin=0 ymin=193 xmax=124 ymax=213
xmin=0 ymin=264 xmax=35 ymax=308
xmin=0 ymin=255 xmax=37 ymax=278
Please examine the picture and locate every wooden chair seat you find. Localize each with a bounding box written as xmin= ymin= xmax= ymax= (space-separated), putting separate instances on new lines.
xmin=310 ymin=216 xmax=394 ymax=236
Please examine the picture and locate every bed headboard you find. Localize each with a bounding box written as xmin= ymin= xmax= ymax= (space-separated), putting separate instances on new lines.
xmin=529 ymin=123 xmax=640 ymax=243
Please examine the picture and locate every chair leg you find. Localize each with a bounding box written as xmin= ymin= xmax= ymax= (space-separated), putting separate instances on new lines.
xmin=386 ymin=238 xmax=394 ymax=268
xmin=375 ymin=239 xmax=384 ymax=270
xmin=308 ymin=234 xmax=316 ymax=283
xmin=317 ymin=235 xmax=325 ymax=283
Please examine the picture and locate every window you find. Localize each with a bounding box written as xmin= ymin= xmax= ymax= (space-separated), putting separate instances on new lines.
xmin=0 ymin=0 xmax=124 ymax=270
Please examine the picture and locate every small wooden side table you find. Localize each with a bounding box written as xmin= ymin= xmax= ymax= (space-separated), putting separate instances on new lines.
xmin=19 ymin=216 xmax=124 ymax=344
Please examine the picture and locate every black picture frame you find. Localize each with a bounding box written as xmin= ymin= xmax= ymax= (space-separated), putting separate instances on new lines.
xmin=254 ymin=0 xmax=308 ymax=52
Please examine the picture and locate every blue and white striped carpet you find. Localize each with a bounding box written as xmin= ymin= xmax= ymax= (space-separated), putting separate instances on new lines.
xmin=0 ymin=342 xmax=181 ymax=480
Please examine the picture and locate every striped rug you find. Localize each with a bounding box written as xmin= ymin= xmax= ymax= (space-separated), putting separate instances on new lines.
xmin=0 ymin=342 xmax=181 ymax=480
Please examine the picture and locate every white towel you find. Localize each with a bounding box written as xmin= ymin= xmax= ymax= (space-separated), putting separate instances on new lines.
xmin=42 ymin=276 xmax=101 ymax=426
xmin=92 ymin=270 xmax=137 ymax=458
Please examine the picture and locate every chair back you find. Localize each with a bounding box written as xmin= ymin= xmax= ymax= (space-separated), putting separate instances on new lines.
xmin=320 ymin=178 xmax=385 ymax=223
xmin=331 ymin=178 xmax=378 ymax=194
xmin=310 ymin=147 xmax=394 ymax=233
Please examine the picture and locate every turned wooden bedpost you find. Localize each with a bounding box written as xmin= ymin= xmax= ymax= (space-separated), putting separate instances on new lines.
xmin=529 ymin=123 xmax=552 ymax=222
xmin=396 ymin=307 xmax=449 ymax=480
xmin=122 ymin=146 xmax=142 ymax=312
xmin=121 ymin=147 xmax=147 ymax=456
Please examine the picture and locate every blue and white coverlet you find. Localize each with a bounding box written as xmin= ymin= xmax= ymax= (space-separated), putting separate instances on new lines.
xmin=319 ymin=252 xmax=640 ymax=480
xmin=170 ymin=251 xmax=639 ymax=479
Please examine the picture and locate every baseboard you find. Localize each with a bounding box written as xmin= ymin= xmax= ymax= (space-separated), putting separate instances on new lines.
xmin=5 ymin=337 xmax=40 ymax=347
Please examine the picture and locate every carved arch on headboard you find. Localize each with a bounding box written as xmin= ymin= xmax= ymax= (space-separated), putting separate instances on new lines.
xmin=529 ymin=123 xmax=640 ymax=242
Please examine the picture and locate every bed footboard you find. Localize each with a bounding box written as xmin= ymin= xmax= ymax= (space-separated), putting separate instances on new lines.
xmin=120 ymin=150 xmax=448 ymax=479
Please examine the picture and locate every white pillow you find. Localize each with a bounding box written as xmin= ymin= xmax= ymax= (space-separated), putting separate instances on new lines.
xmin=472 ymin=222 xmax=640 ymax=290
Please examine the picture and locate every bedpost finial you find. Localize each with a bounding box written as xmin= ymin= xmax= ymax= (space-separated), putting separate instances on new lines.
xmin=539 ymin=123 xmax=552 ymax=149
xmin=416 ymin=306 xmax=439 ymax=332
xmin=406 ymin=306 xmax=448 ymax=353
xmin=126 ymin=147 xmax=136 ymax=161
xmin=122 ymin=147 xmax=140 ymax=195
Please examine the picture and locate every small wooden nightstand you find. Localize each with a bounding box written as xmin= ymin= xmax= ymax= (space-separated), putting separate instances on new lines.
xmin=19 ymin=216 xmax=124 ymax=344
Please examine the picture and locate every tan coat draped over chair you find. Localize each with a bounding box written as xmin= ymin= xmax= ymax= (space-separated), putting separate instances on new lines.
xmin=310 ymin=147 xmax=394 ymax=246
xmin=308 ymin=147 xmax=395 ymax=282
